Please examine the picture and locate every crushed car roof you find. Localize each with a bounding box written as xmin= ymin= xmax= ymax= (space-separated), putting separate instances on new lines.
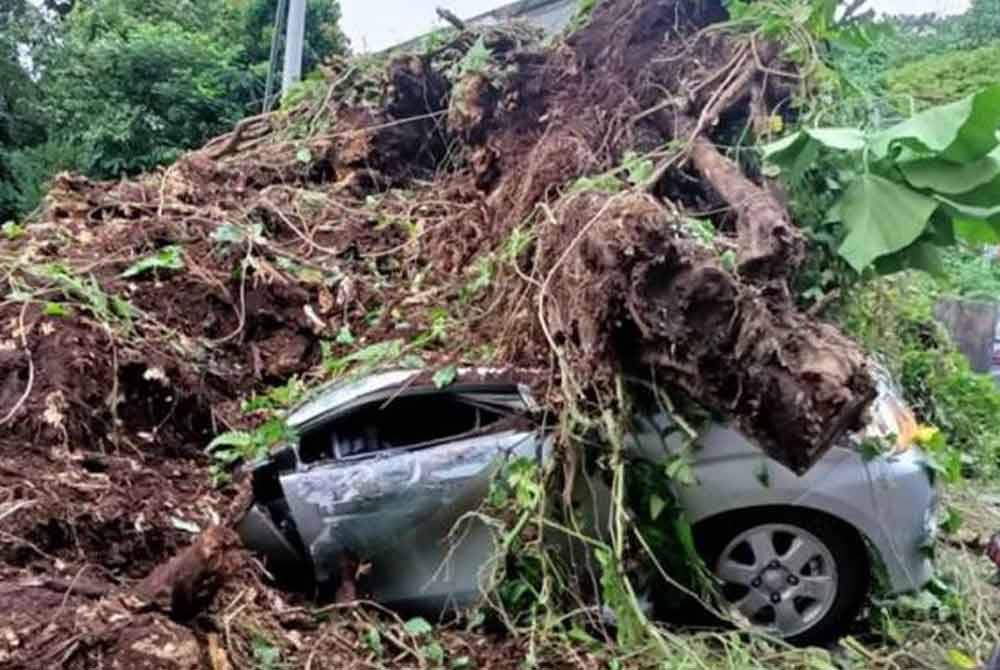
xmin=285 ymin=369 xmax=421 ymax=428
xmin=284 ymin=368 xmax=533 ymax=429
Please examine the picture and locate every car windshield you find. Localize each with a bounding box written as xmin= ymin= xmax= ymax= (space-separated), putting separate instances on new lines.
xmin=297 ymin=388 xmax=526 ymax=462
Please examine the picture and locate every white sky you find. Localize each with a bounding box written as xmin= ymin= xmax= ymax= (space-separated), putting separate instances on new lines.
xmin=341 ymin=0 xmax=973 ymax=52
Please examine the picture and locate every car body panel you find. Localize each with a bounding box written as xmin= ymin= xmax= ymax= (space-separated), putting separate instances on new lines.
xmin=280 ymin=376 xmax=545 ymax=609
xmin=241 ymin=368 xmax=937 ymax=616
xmin=631 ymin=404 xmax=935 ymax=594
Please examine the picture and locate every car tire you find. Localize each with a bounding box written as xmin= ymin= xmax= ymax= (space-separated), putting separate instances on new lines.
xmin=694 ymin=507 xmax=870 ymax=646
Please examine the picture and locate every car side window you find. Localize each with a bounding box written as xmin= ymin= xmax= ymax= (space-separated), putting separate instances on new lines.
xmin=298 ymin=389 xmax=522 ymax=464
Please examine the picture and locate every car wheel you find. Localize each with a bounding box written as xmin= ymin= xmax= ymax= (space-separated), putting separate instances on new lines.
xmin=696 ymin=508 xmax=870 ymax=646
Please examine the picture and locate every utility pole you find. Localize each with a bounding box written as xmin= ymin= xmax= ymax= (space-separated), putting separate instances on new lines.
xmin=282 ymin=0 xmax=306 ymax=97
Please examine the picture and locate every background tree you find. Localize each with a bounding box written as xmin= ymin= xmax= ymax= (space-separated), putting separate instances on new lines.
xmin=0 ymin=0 xmax=347 ymax=222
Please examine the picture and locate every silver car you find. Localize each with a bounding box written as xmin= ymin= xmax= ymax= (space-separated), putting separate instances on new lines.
xmin=237 ymin=368 xmax=937 ymax=645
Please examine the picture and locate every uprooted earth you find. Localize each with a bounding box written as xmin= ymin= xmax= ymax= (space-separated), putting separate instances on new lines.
xmin=0 ymin=0 xmax=882 ymax=667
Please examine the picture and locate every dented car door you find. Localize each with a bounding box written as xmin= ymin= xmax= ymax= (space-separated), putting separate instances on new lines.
xmin=276 ymin=386 xmax=543 ymax=611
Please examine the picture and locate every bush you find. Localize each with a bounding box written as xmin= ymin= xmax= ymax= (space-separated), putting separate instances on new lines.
xmin=0 ymin=140 xmax=83 ymax=220
xmin=838 ymin=275 xmax=1000 ymax=477
xmin=886 ymin=41 xmax=1000 ymax=110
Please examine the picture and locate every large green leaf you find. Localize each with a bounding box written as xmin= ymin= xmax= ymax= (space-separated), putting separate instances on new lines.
xmin=804 ymin=128 xmax=867 ymax=151
xmin=870 ymin=85 xmax=1000 ymax=163
xmin=762 ymin=128 xmax=866 ymax=176
xmin=900 ymin=147 xmax=1000 ymax=194
xmin=936 ymin=196 xmax=1000 ymax=223
xmin=833 ymin=174 xmax=940 ymax=272
xmin=873 ymin=241 xmax=945 ymax=277
xmin=953 ymin=218 xmax=1000 ymax=244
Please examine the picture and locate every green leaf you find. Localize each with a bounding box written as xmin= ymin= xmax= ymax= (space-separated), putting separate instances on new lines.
xmin=206 ymin=431 xmax=254 ymax=452
xmin=931 ymin=170 xmax=1000 ymax=222
xmin=111 ymin=295 xmax=135 ymax=321
xmin=120 ymin=245 xmax=185 ymax=278
xmin=421 ymin=642 xmax=445 ymax=665
xmin=953 ymin=218 xmax=1000 ymax=244
xmin=871 ymin=84 xmax=1000 ymax=163
xmin=2 ymin=221 xmax=24 ymax=240
xmin=365 ymin=626 xmax=383 ymax=657
xmin=433 ymin=364 xmax=458 ymax=389
xmin=935 ymin=195 xmax=1000 ymax=224
xmin=940 ymin=506 xmax=963 ymax=535
xmin=665 ymin=456 xmax=696 ymax=486
xmin=720 ymin=250 xmax=737 ymax=271
xmin=622 ymin=151 xmax=655 ymax=186
xmin=805 ymin=128 xmax=867 ymax=151
xmin=761 ymin=128 xmax=864 ymax=180
xmin=900 ymin=147 xmax=1000 ymax=194
xmin=649 ymin=494 xmax=666 ymax=521
xmin=335 ymin=325 xmax=355 ymax=345
xmin=296 ymin=147 xmax=313 ymax=163
xmin=946 ymin=649 xmax=977 ymax=669
xmin=834 ymin=174 xmax=940 ymax=273
xmin=403 ymin=617 xmax=433 ymax=637
xmin=43 ymin=302 xmax=71 ymax=317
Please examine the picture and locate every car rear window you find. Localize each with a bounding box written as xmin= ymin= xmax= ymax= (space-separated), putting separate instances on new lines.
xmin=298 ymin=390 xmax=522 ymax=463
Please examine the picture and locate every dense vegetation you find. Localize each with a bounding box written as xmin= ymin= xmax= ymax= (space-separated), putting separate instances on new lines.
xmin=0 ymin=0 xmax=347 ymax=221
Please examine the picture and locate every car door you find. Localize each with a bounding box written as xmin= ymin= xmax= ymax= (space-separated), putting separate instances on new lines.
xmin=280 ymin=387 xmax=543 ymax=612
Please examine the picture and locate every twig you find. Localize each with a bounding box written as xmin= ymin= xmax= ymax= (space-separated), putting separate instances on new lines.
xmin=435 ymin=7 xmax=466 ymax=30
xmin=807 ymin=288 xmax=842 ymax=317
xmin=208 ymin=242 xmax=251 ymax=346
xmin=0 ymin=301 xmax=34 ymax=427
xmin=838 ymin=0 xmax=869 ymax=25
xmin=308 ymin=66 xmax=357 ymax=137
xmin=207 ymin=114 xmax=271 ymax=160
xmin=0 ymin=499 xmax=35 ymax=523
xmin=0 ymin=355 xmax=33 ymax=426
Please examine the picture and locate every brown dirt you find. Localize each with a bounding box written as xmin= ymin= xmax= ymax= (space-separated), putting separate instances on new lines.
xmin=0 ymin=1 xmax=878 ymax=666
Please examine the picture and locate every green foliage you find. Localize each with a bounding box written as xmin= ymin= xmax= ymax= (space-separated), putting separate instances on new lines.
xmin=1 ymin=221 xmax=24 ymax=240
xmin=28 ymin=263 xmax=133 ymax=328
xmin=568 ymin=0 xmax=598 ymax=34
xmin=323 ymin=338 xmax=407 ymax=376
xmin=764 ymin=85 xmax=1000 ymax=274
xmin=938 ymin=247 xmax=1000 ymax=299
xmin=0 ymin=0 xmax=348 ymax=222
xmin=882 ymin=0 xmax=1000 ymax=66
xmin=206 ymin=417 xmax=295 ymax=485
xmin=450 ymin=36 xmax=491 ymax=79
xmin=120 ymin=245 xmax=185 ymax=278
xmin=250 ymin=633 xmax=282 ymax=670
xmin=403 ymin=617 xmax=433 ymax=637
xmin=486 ymin=458 xmax=551 ymax=621
xmin=887 ymin=42 xmax=1000 ymax=111
xmin=837 ymin=276 xmax=1000 ymax=477
xmin=38 ymin=16 xmax=254 ymax=178
xmin=0 ymin=140 xmax=83 ymax=221
xmin=241 ymin=376 xmax=307 ymax=413
xmin=432 ymin=365 xmax=458 ymax=389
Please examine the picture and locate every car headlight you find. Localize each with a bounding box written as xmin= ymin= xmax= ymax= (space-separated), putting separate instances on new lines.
xmin=857 ymin=374 xmax=919 ymax=453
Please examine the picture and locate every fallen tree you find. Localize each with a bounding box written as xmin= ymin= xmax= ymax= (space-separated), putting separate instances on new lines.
xmin=0 ymin=0 xmax=890 ymax=665
xmin=0 ymin=0 xmax=874 ymax=472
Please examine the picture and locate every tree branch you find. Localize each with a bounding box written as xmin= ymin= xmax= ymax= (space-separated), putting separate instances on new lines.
xmin=436 ymin=7 xmax=467 ymax=30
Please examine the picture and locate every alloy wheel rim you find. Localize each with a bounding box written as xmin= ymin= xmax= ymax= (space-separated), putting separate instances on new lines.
xmin=715 ymin=523 xmax=839 ymax=638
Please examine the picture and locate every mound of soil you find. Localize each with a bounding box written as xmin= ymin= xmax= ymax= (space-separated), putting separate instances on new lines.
xmin=0 ymin=1 xmax=876 ymax=666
